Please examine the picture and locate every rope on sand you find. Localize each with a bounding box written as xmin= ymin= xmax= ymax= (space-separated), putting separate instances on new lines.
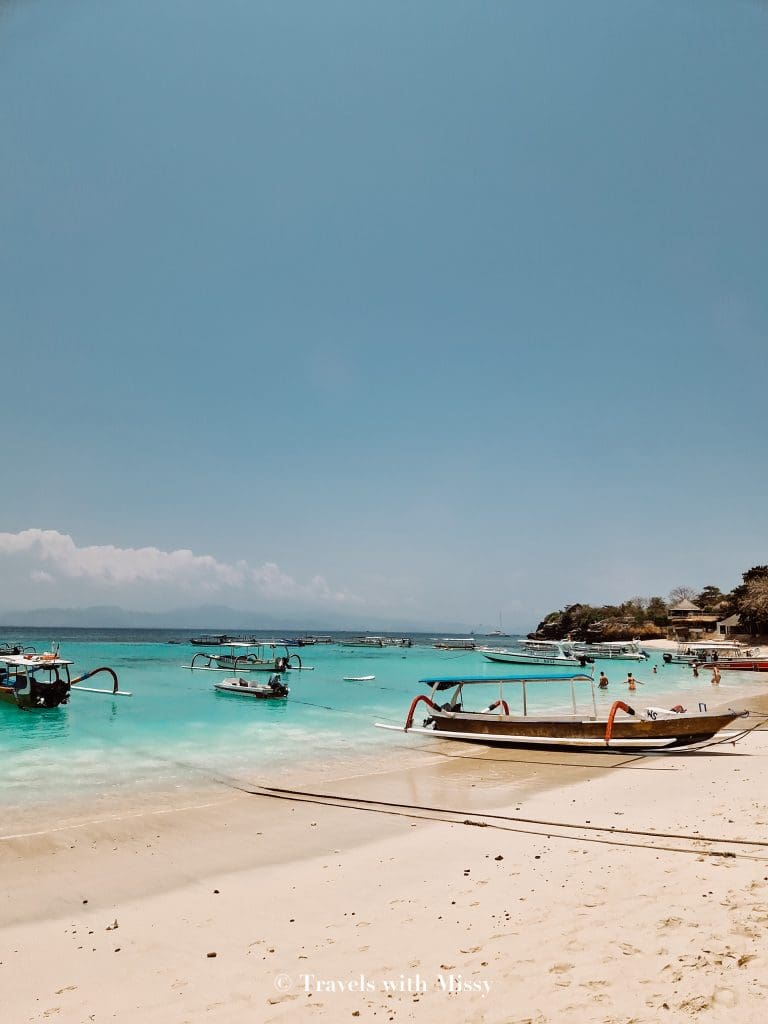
xmin=227 ymin=782 xmax=768 ymax=863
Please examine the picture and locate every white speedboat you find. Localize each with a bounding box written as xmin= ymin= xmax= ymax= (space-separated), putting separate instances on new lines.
xmin=478 ymin=641 xmax=585 ymax=667
xmin=214 ymin=674 xmax=289 ymax=698
xmin=662 ymin=642 xmax=747 ymax=665
xmin=564 ymin=640 xmax=648 ymax=661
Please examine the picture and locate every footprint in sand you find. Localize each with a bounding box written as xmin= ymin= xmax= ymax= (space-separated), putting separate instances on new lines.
xmin=549 ymin=963 xmax=574 ymax=974
xmin=657 ymin=917 xmax=683 ymax=930
xmin=678 ymin=995 xmax=712 ymax=1013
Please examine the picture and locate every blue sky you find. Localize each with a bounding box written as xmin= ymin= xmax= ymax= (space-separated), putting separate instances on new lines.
xmin=1 ymin=0 xmax=766 ymax=629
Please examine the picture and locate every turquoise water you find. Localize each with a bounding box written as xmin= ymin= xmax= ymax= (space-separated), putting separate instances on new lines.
xmin=0 ymin=630 xmax=755 ymax=811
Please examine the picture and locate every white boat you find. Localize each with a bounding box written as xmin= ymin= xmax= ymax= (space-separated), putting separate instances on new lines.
xmin=564 ymin=640 xmax=648 ymax=662
xmin=433 ymin=638 xmax=476 ymax=650
xmin=343 ymin=675 xmax=376 ymax=681
xmin=478 ymin=641 xmax=585 ymax=667
xmin=486 ymin=613 xmax=511 ymax=638
xmin=186 ymin=641 xmax=305 ymax=673
xmin=214 ymin=674 xmax=289 ymax=698
xmin=340 ymin=636 xmax=385 ymax=648
xmin=662 ymin=642 xmax=748 ymax=666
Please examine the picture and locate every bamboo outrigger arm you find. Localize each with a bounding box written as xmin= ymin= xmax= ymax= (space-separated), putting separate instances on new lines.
xmin=70 ymin=666 xmax=132 ymax=697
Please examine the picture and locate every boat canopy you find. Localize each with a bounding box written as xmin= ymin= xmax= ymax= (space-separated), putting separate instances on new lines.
xmin=1 ymin=654 xmax=74 ymax=669
xmin=420 ymin=673 xmax=592 ymax=692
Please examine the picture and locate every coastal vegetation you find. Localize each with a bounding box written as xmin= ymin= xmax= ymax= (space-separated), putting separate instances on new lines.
xmin=531 ymin=566 xmax=768 ymax=641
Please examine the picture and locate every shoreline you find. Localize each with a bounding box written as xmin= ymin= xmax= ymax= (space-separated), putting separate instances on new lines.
xmin=5 ymin=704 xmax=768 ymax=1021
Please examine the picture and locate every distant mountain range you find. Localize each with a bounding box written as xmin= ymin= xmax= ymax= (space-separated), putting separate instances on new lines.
xmin=0 ymin=604 xmax=506 ymax=633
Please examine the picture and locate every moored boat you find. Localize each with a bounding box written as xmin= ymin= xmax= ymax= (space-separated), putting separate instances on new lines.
xmin=376 ymin=672 xmax=748 ymax=752
xmin=0 ymin=650 xmax=128 ymax=710
xmin=189 ymin=634 xmax=238 ymax=646
xmin=564 ymin=640 xmax=648 ymax=661
xmin=478 ymin=640 xmax=586 ymax=667
xmin=214 ymin=674 xmax=290 ymax=698
xmin=186 ymin=641 xmax=304 ymax=673
xmin=433 ymin=637 xmax=476 ymax=650
xmin=663 ymin=642 xmax=768 ymax=670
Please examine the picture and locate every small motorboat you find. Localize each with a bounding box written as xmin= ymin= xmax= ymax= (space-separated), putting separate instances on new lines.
xmin=376 ymin=672 xmax=749 ymax=752
xmin=214 ymin=674 xmax=289 ymax=699
xmin=343 ymin=675 xmax=376 ymax=681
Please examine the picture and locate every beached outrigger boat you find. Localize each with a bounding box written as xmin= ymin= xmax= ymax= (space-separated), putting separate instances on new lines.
xmin=214 ymin=674 xmax=289 ymax=699
xmin=0 ymin=651 xmax=128 ymax=710
xmin=186 ymin=641 xmax=305 ymax=673
xmin=376 ymin=673 xmax=747 ymax=752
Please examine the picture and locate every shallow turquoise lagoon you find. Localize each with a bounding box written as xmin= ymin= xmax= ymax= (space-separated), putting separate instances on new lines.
xmin=0 ymin=630 xmax=753 ymax=811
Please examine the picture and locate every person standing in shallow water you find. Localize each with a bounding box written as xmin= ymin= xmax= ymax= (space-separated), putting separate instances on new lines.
xmin=598 ymin=671 xmax=609 ymax=689
xmin=626 ymin=672 xmax=641 ymax=692
xmin=712 ymin=665 xmax=722 ymax=685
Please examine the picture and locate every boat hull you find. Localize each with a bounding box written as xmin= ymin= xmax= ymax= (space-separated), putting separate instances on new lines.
xmin=482 ymin=651 xmax=582 ymax=667
xmin=0 ymin=679 xmax=70 ymax=710
xmin=705 ymin=660 xmax=768 ymax=672
xmin=416 ymin=708 xmax=743 ymax=750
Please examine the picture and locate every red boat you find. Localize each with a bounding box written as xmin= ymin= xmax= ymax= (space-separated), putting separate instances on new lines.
xmin=703 ymin=658 xmax=768 ymax=672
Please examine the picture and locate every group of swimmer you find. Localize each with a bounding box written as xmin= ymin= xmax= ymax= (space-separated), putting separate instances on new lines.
xmin=597 ymin=670 xmax=643 ymax=691
xmin=597 ymin=662 xmax=721 ymax=691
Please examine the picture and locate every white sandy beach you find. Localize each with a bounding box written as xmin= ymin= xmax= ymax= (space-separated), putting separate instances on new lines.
xmin=3 ymin=687 xmax=768 ymax=1024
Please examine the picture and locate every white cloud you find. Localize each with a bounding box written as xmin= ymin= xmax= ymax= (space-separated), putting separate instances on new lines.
xmin=30 ymin=569 xmax=55 ymax=584
xmin=0 ymin=529 xmax=357 ymax=606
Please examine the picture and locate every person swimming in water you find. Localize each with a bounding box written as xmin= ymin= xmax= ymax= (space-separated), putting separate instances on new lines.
xmin=626 ymin=672 xmax=643 ymax=692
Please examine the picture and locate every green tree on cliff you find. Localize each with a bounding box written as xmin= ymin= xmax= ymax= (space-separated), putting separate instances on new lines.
xmin=731 ymin=566 xmax=768 ymax=634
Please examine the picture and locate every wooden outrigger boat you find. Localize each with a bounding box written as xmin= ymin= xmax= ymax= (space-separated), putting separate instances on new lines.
xmin=185 ymin=641 xmax=306 ymax=673
xmin=376 ymin=672 xmax=748 ymax=752
xmin=0 ymin=650 xmax=129 ymax=710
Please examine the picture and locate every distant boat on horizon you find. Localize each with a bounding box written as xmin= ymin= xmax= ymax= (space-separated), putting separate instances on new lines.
xmin=486 ymin=612 xmax=511 ymax=638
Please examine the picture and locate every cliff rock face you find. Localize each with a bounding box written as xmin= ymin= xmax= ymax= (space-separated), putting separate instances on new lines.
xmin=529 ymin=604 xmax=665 ymax=642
